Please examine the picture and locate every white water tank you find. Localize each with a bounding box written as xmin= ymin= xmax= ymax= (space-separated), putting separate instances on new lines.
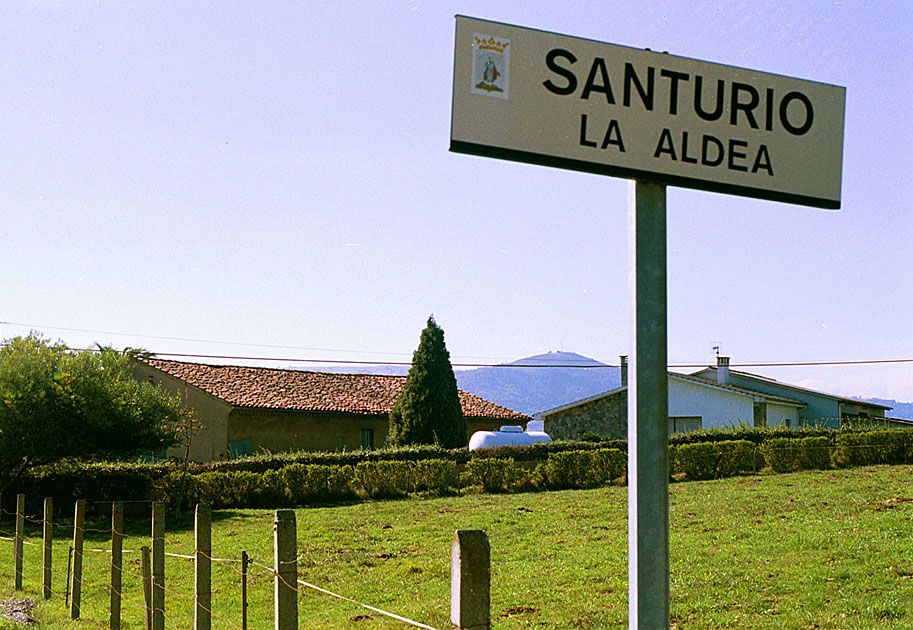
xmin=468 ymin=422 xmax=552 ymax=451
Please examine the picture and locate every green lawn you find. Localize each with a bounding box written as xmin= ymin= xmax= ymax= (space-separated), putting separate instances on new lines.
xmin=1 ymin=465 xmax=912 ymax=628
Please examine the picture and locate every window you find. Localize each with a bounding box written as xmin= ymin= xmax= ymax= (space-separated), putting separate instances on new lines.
xmin=360 ymin=428 xmax=375 ymax=450
xmin=753 ymin=403 xmax=767 ymax=428
xmin=228 ymin=439 xmax=254 ymax=459
xmin=668 ymin=416 xmax=702 ymax=434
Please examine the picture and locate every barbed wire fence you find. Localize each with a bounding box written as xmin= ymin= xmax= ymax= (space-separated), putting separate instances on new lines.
xmin=0 ymin=497 xmax=487 ymax=629
xmin=1 ymin=438 xmax=908 ymax=627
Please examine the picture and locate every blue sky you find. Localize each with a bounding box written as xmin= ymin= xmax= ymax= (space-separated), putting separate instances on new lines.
xmin=1 ymin=1 xmax=911 ymax=401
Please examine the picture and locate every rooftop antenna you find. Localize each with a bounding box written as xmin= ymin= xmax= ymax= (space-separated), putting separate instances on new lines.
xmin=711 ymin=344 xmax=722 ymax=358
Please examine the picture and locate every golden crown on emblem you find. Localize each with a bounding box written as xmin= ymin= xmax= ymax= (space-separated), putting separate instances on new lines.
xmin=474 ymin=35 xmax=509 ymax=54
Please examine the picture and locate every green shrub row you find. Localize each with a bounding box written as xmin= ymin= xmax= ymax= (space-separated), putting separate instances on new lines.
xmin=668 ymin=425 xmax=836 ymax=447
xmin=7 ymin=427 xmax=913 ymax=513
xmin=154 ymin=459 xmax=463 ymax=511
xmin=542 ymin=449 xmax=626 ymax=489
xmin=670 ymin=440 xmax=760 ymax=480
xmin=760 ymin=437 xmax=832 ymax=473
xmin=833 ymin=429 xmax=913 ymax=467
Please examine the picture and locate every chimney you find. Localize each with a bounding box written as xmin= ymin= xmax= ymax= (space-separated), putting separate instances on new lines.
xmin=717 ymin=356 xmax=730 ymax=385
xmin=620 ymin=355 xmax=628 ymax=388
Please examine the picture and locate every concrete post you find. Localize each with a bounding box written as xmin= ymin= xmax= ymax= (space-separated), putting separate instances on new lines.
xmin=195 ymin=504 xmax=211 ymax=630
xmin=43 ymin=497 xmax=53 ymax=600
xmin=151 ymin=502 xmax=165 ymax=630
xmin=111 ymin=501 xmax=124 ymax=630
xmin=450 ymin=530 xmax=490 ymax=630
xmin=274 ymin=509 xmax=298 ymax=630
xmin=628 ymin=179 xmax=670 ymax=629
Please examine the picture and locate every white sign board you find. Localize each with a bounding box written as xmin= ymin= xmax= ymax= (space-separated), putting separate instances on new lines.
xmin=451 ymin=16 xmax=846 ymax=209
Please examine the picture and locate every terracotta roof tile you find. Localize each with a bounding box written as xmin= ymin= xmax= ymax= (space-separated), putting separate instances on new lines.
xmin=138 ymin=357 xmax=527 ymax=420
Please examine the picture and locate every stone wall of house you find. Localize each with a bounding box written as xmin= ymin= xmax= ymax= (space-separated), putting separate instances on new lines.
xmin=544 ymin=393 xmax=627 ymax=440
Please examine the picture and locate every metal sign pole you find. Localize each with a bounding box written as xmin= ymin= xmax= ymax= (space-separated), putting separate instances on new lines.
xmin=628 ymin=179 xmax=670 ymax=629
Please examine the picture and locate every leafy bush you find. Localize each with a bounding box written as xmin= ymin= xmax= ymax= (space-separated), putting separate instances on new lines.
xmin=543 ymin=449 xmax=626 ymax=490
xmin=592 ymin=449 xmax=627 ymax=483
xmin=671 ymin=440 xmax=759 ymax=480
xmin=11 ymin=459 xmax=167 ymax=515
xmin=412 ymin=459 xmax=460 ymax=495
xmin=279 ymin=463 xmax=357 ymax=505
xmin=154 ymin=471 xmax=204 ymax=514
xmin=325 ymin=465 xmax=357 ymax=502
xmin=470 ymin=439 xmax=628 ymax=462
xmin=191 ymin=444 xmax=466 ymax=474
xmin=463 ymin=458 xmax=532 ymax=493
xmin=760 ymin=437 xmax=833 ymax=473
xmin=355 ymin=461 xmax=414 ymax=499
xmin=833 ymin=430 xmax=913 ymax=468
xmin=669 ymin=425 xmax=834 ymax=447
xmin=190 ymin=470 xmax=287 ymax=509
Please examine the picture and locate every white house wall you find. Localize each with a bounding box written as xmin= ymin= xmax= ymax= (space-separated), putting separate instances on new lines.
xmin=765 ymin=401 xmax=800 ymax=427
xmin=669 ymin=378 xmax=754 ymax=429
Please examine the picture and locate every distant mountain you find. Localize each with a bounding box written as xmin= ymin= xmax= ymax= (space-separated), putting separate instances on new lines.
xmin=455 ymin=351 xmax=619 ymax=416
xmin=296 ymin=364 xmax=410 ymax=376
xmin=863 ymin=398 xmax=913 ymax=421
xmin=302 ymin=351 xmax=619 ymax=417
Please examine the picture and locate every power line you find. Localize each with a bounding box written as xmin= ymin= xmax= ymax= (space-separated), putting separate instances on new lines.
xmin=0 ymin=320 xmax=515 ymax=363
xmin=0 ymin=320 xmax=414 ymax=357
xmin=4 ymin=321 xmax=912 ymax=369
xmin=134 ymin=351 xmax=913 ymax=370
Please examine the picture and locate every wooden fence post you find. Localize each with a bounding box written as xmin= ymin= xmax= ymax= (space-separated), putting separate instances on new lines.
xmin=70 ymin=499 xmax=86 ymax=620
xmin=14 ymin=494 xmax=24 ymax=591
xmin=141 ymin=545 xmax=152 ymax=630
xmin=194 ymin=504 xmax=211 ymax=630
xmin=151 ymin=502 xmax=165 ymax=630
xmin=110 ymin=501 xmax=124 ymax=630
xmin=451 ymin=530 xmax=490 ymax=630
xmin=65 ymin=545 xmax=73 ymax=606
xmin=241 ymin=550 xmax=249 ymax=630
xmin=43 ymin=497 xmax=53 ymax=600
xmin=274 ymin=509 xmax=298 ymax=630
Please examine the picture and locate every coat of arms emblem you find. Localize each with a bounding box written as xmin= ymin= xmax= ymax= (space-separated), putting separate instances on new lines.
xmin=471 ymin=33 xmax=510 ymax=99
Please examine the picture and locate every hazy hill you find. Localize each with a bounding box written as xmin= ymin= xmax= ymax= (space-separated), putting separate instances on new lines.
xmin=863 ymin=398 xmax=913 ymax=421
xmin=455 ymin=351 xmax=619 ymax=416
xmin=304 ymin=351 xmax=618 ymax=416
xmin=305 ymin=364 xmax=410 ymax=376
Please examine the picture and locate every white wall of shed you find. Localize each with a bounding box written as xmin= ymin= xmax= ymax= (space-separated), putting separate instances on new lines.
xmin=765 ymin=401 xmax=801 ymax=427
xmin=668 ymin=378 xmax=754 ymax=429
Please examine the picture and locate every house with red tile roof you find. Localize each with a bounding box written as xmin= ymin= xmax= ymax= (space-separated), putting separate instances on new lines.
xmin=132 ymin=357 xmax=528 ymax=462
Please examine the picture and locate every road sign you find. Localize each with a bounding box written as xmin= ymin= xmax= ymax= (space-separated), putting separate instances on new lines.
xmin=451 ymin=16 xmax=846 ymax=209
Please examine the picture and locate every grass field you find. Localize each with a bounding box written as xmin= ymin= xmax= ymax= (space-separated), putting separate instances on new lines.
xmin=1 ymin=465 xmax=912 ymax=628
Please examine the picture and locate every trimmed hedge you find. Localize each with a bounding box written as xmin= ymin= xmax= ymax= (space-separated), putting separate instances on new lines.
xmin=190 ymin=444 xmax=465 ymax=474
xmin=10 ymin=459 xmax=170 ymax=515
xmin=462 ymin=458 xmax=534 ymax=493
xmin=670 ymin=440 xmax=759 ymax=481
xmin=470 ymin=439 xmax=628 ymax=462
xmin=668 ymin=425 xmax=836 ymax=447
xmin=544 ymin=449 xmax=626 ymax=489
xmin=833 ymin=429 xmax=913 ymax=468
xmin=7 ymin=425 xmax=913 ymax=512
xmin=760 ymin=436 xmax=833 ymax=473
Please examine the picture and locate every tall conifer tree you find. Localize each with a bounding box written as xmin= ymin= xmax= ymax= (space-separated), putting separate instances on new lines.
xmin=389 ymin=316 xmax=466 ymax=448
